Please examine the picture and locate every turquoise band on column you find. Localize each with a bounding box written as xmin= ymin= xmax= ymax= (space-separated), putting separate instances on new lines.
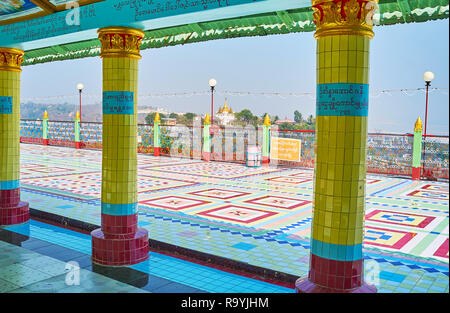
xmin=101 ymin=202 xmax=137 ymax=215
xmin=0 ymin=180 xmax=20 ymax=190
xmin=317 ymin=83 xmax=369 ymax=116
xmin=0 ymin=96 xmax=13 ymax=114
xmin=103 ymin=91 xmax=134 ymax=115
xmin=311 ymin=238 xmax=362 ymax=261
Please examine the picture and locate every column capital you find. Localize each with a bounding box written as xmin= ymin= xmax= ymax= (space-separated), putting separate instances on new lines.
xmin=0 ymin=48 xmax=24 ymax=72
xmin=98 ymin=26 xmax=145 ymax=59
xmin=311 ymin=0 xmax=378 ymax=39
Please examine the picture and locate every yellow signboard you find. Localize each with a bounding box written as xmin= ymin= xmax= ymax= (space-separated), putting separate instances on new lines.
xmin=270 ymin=137 xmax=301 ymax=162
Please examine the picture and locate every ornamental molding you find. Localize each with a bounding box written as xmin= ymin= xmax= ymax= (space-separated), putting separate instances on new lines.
xmin=0 ymin=48 xmax=24 ymax=72
xmin=97 ymin=27 xmax=145 ymax=59
xmin=312 ymin=0 xmax=379 ymax=39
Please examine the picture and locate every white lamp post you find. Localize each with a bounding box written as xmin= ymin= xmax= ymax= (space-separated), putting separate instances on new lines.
xmin=77 ymin=83 xmax=84 ymax=123
xmin=422 ymin=71 xmax=434 ymax=179
xmin=422 ymin=71 xmax=434 ymax=137
xmin=209 ymin=78 xmax=217 ymax=125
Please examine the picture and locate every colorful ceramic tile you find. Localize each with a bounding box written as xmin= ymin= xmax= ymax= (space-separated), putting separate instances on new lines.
xmin=187 ymin=188 xmax=251 ymax=200
xmin=407 ymin=190 xmax=449 ymax=200
xmin=421 ymin=184 xmax=449 ymax=193
xmin=366 ymin=210 xmax=435 ymax=228
xmin=433 ymin=239 xmax=449 ymax=258
xmin=197 ymin=205 xmax=279 ymax=224
xmin=244 ymin=195 xmax=311 ymax=210
xmin=150 ymin=162 xmax=281 ymax=179
xmin=364 ymin=226 xmax=416 ymax=249
xmin=140 ymin=196 xmax=210 ymax=211
xmin=266 ymin=176 xmax=312 ymax=184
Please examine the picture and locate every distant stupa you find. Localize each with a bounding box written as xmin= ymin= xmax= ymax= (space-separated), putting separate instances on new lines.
xmin=215 ymin=98 xmax=235 ymax=126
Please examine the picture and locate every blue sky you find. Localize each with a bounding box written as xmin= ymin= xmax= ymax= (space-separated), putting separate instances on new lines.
xmin=21 ymin=19 xmax=449 ymax=134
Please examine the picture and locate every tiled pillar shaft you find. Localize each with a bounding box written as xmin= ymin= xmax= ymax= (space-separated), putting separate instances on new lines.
xmin=262 ymin=114 xmax=270 ymax=165
xmin=153 ymin=113 xmax=161 ymax=156
xmin=202 ymin=114 xmax=211 ymax=162
xmin=91 ymin=27 xmax=149 ymax=266
xmin=43 ymin=111 xmax=49 ymax=145
xmin=296 ymin=0 xmax=378 ymax=293
xmin=74 ymin=111 xmax=81 ymax=149
xmin=412 ymin=117 xmax=423 ymax=180
xmin=0 ymin=47 xmax=29 ymax=226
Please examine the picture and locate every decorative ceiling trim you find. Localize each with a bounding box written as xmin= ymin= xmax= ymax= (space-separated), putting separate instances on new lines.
xmin=0 ymin=0 xmax=104 ymax=25
xmin=30 ymin=0 xmax=57 ymax=14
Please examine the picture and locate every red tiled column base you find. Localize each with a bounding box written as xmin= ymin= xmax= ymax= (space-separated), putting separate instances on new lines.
xmin=295 ymin=277 xmax=377 ymax=293
xmin=0 ymin=201 xmax=29 ymax=226
xmin=202 ymin=151 xmax=210 ymax=161
xmin=0 ymin=188 xmax=20 ymax=208
xmin=412 ymin=167 xmax=421 ymax=180
xmin=262 ymin=156 xmax=270 ymax=165
xmin=154 ymin=147 xmax=161 ymax=156
xmin=43 ymin=139 xmax=49 ymax=145
xmin=309 ymin=254 xmax=363 ymax=290
xmin=295 ymin=254 xmax=376 ymax=293
xmin=101 ymin=213 xmax=138 ymax=238
xmin=91 ymin=227 xmax=149 ymax=266
xmin=75 ymin=141 xmax=81 ymax=149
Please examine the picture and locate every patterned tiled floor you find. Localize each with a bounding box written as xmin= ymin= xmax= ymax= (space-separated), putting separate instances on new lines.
xmin=0 ymin=239 xmax=147 ymax=293
xmin=15 ymin=144 xmax=450 ymax=292
xmin=2 ymin=220 xmax=293 ymax=293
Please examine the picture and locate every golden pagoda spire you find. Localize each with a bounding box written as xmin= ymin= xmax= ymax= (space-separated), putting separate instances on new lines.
xmin=222 ymin=98 xmax=230 ymax=113
xmin=414 ymin=117 xmax=423 ymax=132
xmin=43 ymin=110 xmax=48 ymax=119
xmin=154 ymin=112 xmax=161 ymax=123
xmin=75 ymin=111 xmax=80 ymax=120
xmin=204 ymin=113 xmax=211 ymax=125
xmin=263 ymin=114 xmax=271 ymax=126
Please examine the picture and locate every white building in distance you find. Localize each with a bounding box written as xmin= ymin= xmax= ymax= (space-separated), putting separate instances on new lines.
xmin=215 ymin=98 xmax=235 ymax=126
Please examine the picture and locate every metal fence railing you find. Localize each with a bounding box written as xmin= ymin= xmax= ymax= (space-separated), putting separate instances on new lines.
xmin=19 ymin=120 xmax=449 ymax=179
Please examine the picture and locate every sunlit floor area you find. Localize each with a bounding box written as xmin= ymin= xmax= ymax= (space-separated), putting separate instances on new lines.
xmin=1 ymin=143 xmax=448 ymax=293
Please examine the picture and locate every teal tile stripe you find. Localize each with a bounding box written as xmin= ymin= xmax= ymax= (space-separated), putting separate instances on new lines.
xmin=0 ymin=180 xmax=19 ymax=190
xmin=101 ymin=202 xmax=137 ymax=215
xmin=311 ymin=238 xmax=362 ymax=261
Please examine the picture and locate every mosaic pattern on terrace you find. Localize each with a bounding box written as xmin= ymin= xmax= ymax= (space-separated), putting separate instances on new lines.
xmin=17 ymin=143 xmax=449 ymax=293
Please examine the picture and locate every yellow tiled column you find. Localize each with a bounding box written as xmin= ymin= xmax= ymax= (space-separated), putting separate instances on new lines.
xmin=91 ymin=27 xmax=149 ymax=266
xmin=0 ymin=48 xmax=29 ymax=226
xmin=296 ymin=0 xmax=378 ymax=293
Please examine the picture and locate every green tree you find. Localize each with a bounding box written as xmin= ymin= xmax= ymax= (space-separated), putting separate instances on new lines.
xmin=235 ymin=109 xmax=255 ymax=125
xmin=307 ymin=114 xmax=314 ymax=125
xmin=184 ymin=112 xmax=196 ymax=121
xmin=294 ymin=110 xmax=303 ymax=123
xmin=145 ymin=112 xmax=165 ymax=125
xmin=169 ymin=113 xmax=178 ymax=119
xmin=279 ymin=122 xmax=295 ymax=131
